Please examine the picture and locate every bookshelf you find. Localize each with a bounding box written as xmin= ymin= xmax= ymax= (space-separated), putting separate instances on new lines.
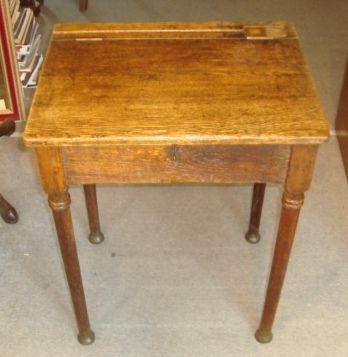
xmin=10 ymin=0 xmax=43 ymax=89
xmin=0 ymin=0 xmax=25 ymax=120
xmin=0 ymin=0 xmax=43 ymax=121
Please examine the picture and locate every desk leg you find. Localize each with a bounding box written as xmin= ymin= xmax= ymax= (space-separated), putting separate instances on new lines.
xmin=79 ymin=0 xmax=87 ymax=11
xmin=49 ymin=191 xmax=95 ymax=345
xmin=255 ymin=146 xmax=317 ymax=343
xmin=0 ymin=193 xmax=18 ymax=224
xmin=84 ymin=184 xmax=104 ymax=244
xmin=255 ymin=190 xmax=303 ymax=343
xmin=245 ymin=183 xmax=266 ymax=243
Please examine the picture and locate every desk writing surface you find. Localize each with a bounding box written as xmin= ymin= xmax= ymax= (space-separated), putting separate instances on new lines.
xmin=24 ymin=21 xmax=329 ymax=147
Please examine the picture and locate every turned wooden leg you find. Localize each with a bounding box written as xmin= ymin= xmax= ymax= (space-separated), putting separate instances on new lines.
xmin=255 ymin=146 xmax=317 ymax=343
xmin=245 ymin=183 xmax=266 ymax=243
xmin=255 ymin=190 xmax=303 ymax=343
xmin=83 ymin=184 xmax=104 ymax=244
xmin=0 ymin=193 xmax=18 ymax=224
xmin=49 ymin=191 xmax=95 ymax=345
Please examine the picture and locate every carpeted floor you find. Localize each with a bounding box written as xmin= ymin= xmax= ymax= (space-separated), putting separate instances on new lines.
xmin=1 ymin=1 xmax=348 ymax=356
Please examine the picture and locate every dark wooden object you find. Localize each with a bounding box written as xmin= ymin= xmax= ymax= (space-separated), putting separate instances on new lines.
xmin=0 ymin=193 xmax=18 ymax=223
xmin=79 ymin=0 xmax=87 ymax=12
xmin=245 ymin=183 xmax=266 ymax=243
xmin=35 ymin=147 xmax=94 ymax=344
xmin=83 ymin=184 xmax=104 ymax=244
xmin=255 ymin=145 xmax=317 ymax=342
xmin=23 ymin=22 xmax=329 ymax=345
xmin=0 ymin=119 xmax=18 ymax=224
xmin=336 ymin=57 xmax=348 ymax=180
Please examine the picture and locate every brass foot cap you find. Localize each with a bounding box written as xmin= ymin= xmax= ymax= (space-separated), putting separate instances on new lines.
xmin=78 ymin=329 xmax=95 ymax=345
xmin=89 ymin=231 xmax=105 ymax=244
xmin=255 ymin=329 xmax=273 ymax=343
xmin=245 ymin=230 xmax=260 ymax=244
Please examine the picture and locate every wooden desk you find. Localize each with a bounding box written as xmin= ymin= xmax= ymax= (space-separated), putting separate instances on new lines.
xmin=23 ymin=22 xmax=329 ymax=345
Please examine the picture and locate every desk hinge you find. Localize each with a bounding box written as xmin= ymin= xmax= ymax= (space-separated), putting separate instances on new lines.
xmin=243 ymin=24 xmax=289 ymax=39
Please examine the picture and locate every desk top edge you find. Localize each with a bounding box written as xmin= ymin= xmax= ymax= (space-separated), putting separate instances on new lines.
xmin=23 ymin=133 xmax=329 ymax=148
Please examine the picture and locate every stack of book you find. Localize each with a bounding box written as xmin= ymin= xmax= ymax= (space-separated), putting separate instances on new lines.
xmin=8 ymin=0 xmax=42 ymax=88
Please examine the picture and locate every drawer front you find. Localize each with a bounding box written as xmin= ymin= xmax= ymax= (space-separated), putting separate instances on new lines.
xmin=63 ymin=144 xmax=290 ymax=185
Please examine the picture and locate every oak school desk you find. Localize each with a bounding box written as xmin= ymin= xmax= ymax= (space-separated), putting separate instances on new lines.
xmin=24 ymin=21 xmax=329 ymax=344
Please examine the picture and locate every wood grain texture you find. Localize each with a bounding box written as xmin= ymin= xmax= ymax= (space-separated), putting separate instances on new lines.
xmin=35 ymin=147 xmax=67 ymax=194
xmin=63 ymin=144 xmax=290 ymax=184
xmin=23 ymin=21 xmax=329 ymax=147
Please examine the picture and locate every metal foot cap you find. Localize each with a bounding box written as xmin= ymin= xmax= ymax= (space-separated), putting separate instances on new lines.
xmin=245 ymin=230 xmax=260 ymax=244
xmin=78 ymin=329 xmax=95 ymax=345
xmin=255 ymin=329 xmax=273 ymax=343
xmin=89 ymin=231 xmax=105 ymax=244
